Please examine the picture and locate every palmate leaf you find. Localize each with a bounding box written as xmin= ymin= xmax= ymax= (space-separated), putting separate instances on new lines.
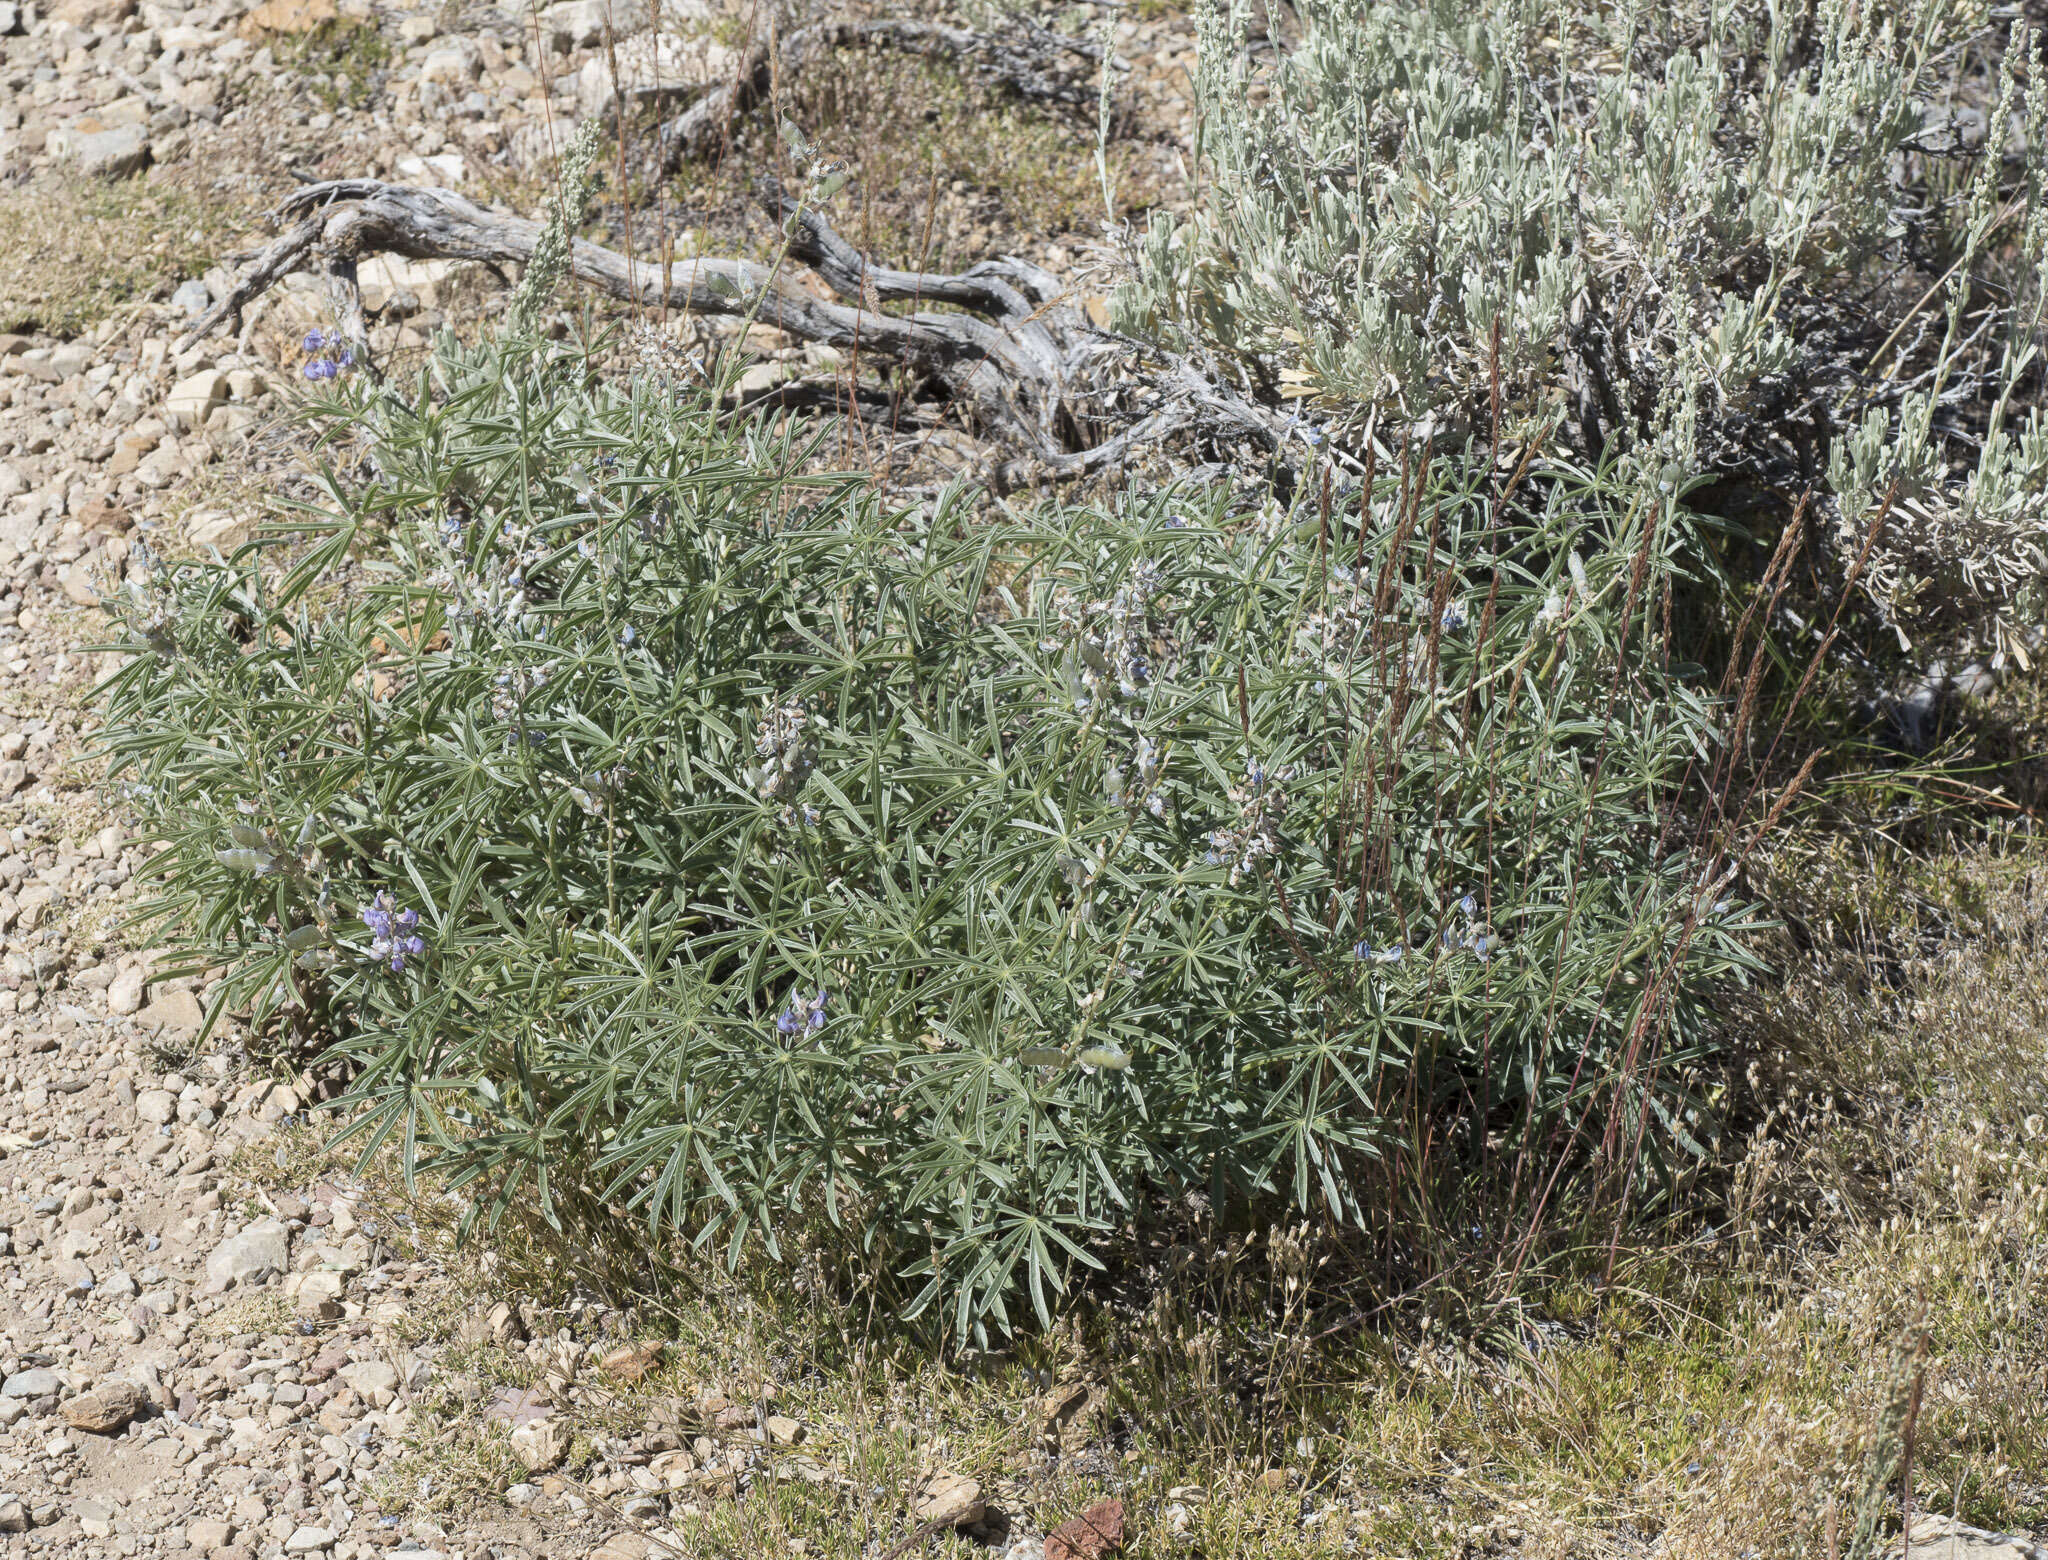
xmin=97 ymin=331 xmax=1769 ymax=1337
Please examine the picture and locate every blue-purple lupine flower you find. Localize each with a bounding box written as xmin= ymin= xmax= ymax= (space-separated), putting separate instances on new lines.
xmin=775 ymin=988 xmax=828 ymax=1036
xmin=361 ymin=891 xmax=426 ymax=972
xmin=300 ymin=328 xmax=356 ymax=382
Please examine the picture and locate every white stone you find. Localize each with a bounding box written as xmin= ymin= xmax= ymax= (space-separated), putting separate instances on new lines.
xmin=107 ymin=965 xmax=146 ymax=1015
xmin=205 ymin=1219 xmax=289 ymax=1287
xmin=163 ymin=371 xmax=229 ymax=424
xmin=509 ymin=1416 xmax=565 ymax=1471
xmin=575 ymin=27 xmax=733 ymax=118
xmin=538 ymin=0 xmax=613 ymax=49
xmin=134 ymin=1087 xmax=176 ymax=1124
xmin=51 ymin=122 xmax=151 ymax=178
xmin=417 ymin=38 xmax=480 ymax=82
xmin=339 ymin=1359 xmax=398 ymax=1405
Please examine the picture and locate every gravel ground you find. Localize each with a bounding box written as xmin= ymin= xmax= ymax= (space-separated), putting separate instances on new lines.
xmin=0 ymin=0 xmax=1211 ymax=1552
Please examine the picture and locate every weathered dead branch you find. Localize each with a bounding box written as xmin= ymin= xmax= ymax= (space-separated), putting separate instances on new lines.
xmin=176 ymin=176 xmax=1292 ymax=487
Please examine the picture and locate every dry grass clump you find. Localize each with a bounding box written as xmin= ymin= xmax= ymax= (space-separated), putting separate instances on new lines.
xmin=0 ymin=174 xmax=237 ymax=339
xmin=1663 ymin=845 xmax=2048 ymax=1557
xmin=647 ymin=45 xmax=1154 ymax=272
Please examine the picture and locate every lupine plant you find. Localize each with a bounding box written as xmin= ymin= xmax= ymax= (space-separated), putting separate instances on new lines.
xmin=99 ymin=325 xmax=1764 ymax=1336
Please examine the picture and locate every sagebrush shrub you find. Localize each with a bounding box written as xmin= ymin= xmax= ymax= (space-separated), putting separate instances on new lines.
xmin=102 ymin=334 xmax=1760 ymax=1332
xmin=1118 ymin=0 xmax=2048 ymax=651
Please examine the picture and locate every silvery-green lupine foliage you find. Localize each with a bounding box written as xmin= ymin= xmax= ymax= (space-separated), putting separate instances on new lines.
xmin=1116 ymin=0 xmax=2048 ymax=653
xmin=99 ymin=333 xmax=1761 ymax=1335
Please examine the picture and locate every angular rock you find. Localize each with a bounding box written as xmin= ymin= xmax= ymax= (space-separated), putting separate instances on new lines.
xmin=163 ymin=372 xmax=230 ymax=426
xmin=340 ymin=1359 xmax=398 ymax=1406
xmin=575 ymin=28 xmax=733 ymax=118
xmin=458 ymin=1298 xmax=526 ymax=1346
xmin=539 ymin=0 xmax=614 ymax=49
xmin=284 ymin=1526 xmax=336 ymax=1552
xmin=648 ymin=1448 xmax=696 ymax=1488
xmin=913 ymin=1473 xmax=985 ymax=1526
xmin=205 ymin=1219 xmax=289 ymax=1287
xmin=59 ymin=123 xmax=152 ymax=179
xmin=418 ymin=38 xmax=481 ymax=83
xmin=50 ymin=0 xmax=135 ymax=21
xmin=107 ymin=965 xmax=147 ymax=1015
xmin=1905 ymin=1515 xmax=2048 ymax=1559
xmin=138 ymin=988 xmax=205 ymax=1038
xmin=172 ymin=279 xmax=214 ymax=318
xmin=287 ymin=1268 xmax=345 ymax=1318
xmin=2 ymin=1369 xmax=61 ymax=1398
xmin=238 ymin=0 xmax=337 ymax=35
xmin=1046 ymin=1499 xmax=1126 ymax=1560
xmin=59 ymin=565 xmax=103 ymax=607
xmin=509 ymin=1415 xmax=567 ymax=1471
xmin=597 ymin=1340 xmax=662 ymax=1382
xmin=187 ymin=510 xmax=252 ymax=552
xmin=60 ymin=1379 xmax=148 ymax=1434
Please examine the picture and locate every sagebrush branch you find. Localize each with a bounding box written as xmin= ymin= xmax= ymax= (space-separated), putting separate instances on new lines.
xmin=176 ymin=178 xmax=1294 ymax=485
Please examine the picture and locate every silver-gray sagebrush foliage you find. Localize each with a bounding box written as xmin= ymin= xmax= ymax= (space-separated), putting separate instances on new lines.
xmin=99 ymin=333 xmax=1762 ymax=1336
xmin=1118 ymin=0 xmax=2048 ymax=657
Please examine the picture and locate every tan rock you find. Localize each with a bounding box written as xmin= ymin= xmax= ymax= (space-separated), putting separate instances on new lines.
xmin=287 ymin=1268 xmax=345 ymax=1319
xmin=78 ymin=497 xmax=133 ymax=534
xmin=107 ymin=965 xmax=146 ymax=1015
xmin=912 ymin=1472 xmax=984 ymax=1527
xmin=49 ymin=0 xmax=136 ymax=24
xmin=510 ymin=1416 xmax=567 ymax=1471
xmin=138 ymin=988 xmax=205 ymax=1038
xmin=648 ymin=1448 xmax=696 ymax=1488
xmin=61 ymin=1379 xmax=148 ymax=1434
xmin=51 ymin=122 xmax=151 ymax=179
xmin=187 ymin=510 xmax=251 ymax=552
xmin=59 ymin=565 xmax=101 ymax=607
xmin=163 ymin=371 xmax=229 ymax=425
xmin=237 ymin=0 xmax=337 ymax=37
xmin=418 ymin=38 xmax=481 ymax=82
xmin=598 ymin=1340 xmax=663 ymax=1382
